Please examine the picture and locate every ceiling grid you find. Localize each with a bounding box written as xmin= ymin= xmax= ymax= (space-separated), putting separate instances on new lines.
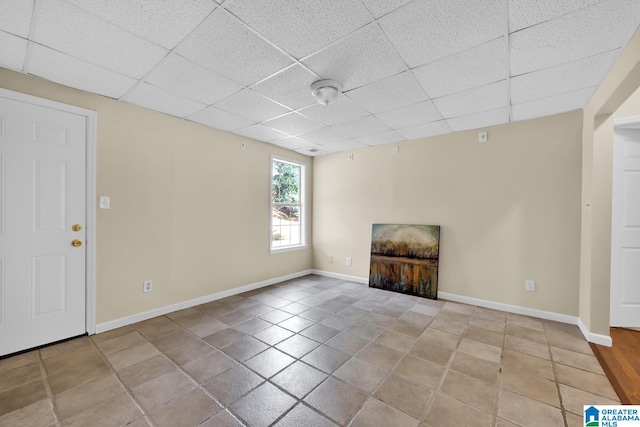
xmin=0 ymin=0 xmax=638 ymax=155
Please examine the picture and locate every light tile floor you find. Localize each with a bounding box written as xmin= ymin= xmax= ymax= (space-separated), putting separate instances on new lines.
xmin=0 ymin=275 xmax=620 ymax=426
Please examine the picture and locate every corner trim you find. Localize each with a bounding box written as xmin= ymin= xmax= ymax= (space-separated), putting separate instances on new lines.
xmin=95 ymin=269 xmax=313 ymax=334
xmin=578 ymin=318 xmax=613 ymax=347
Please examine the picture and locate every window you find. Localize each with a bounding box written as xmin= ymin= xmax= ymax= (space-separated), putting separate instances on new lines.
xmin=271 ymin=156 xmax=306 ymax=252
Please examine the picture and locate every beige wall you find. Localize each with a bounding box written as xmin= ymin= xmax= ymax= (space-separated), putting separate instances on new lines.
xmin=312 ymin=112 xmax=583 ymax=316
xmin=616 ymin=86 xmax=640 ymax=118
xmin=2 ymin=25 xmax=638 ymax=332
xmin=580 ymin=27 xmax=640 ymax=336
xmin=0 ymin=68 xmax=313 ymax=324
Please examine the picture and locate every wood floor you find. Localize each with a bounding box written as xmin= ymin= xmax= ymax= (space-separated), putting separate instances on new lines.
xmin=591 ymin=328 xmax=640 ymax=404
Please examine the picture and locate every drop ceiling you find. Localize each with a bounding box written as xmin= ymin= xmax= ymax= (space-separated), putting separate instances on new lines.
xmin=1 ymin=0 xmax=639 ymax=156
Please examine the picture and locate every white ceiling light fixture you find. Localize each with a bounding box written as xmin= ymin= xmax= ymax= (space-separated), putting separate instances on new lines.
xmin=310 ymin=79 xmax=342 ymax=106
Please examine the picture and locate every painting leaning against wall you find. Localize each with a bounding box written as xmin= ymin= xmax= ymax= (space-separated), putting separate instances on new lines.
xmin=369 ymin=224 xmax=440 ymax=300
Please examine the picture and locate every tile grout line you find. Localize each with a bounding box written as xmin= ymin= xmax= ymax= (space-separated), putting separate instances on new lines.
xmin=88 ymin=333 xmax=156 ymax=427
xmin=418 ymin=303 xmax=476 ymax=427
xmin=340 ymin=320 xmax=398 ymax=427
xmin=170 ymin=296 xmax=347 ymax=426
xmin=545 ymin=322 xmax=570 ymax=427
xmin=140 ymin=314 xmax=246 ymax=426
xmin=493 ymin=313 xmax=508 ymax=427
xmin=92 ymin=313 xmax=226 ymax=426
xmin=36 ymin=348 xmax=60 ymax=425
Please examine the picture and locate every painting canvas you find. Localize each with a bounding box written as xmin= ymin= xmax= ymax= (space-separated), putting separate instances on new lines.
xmin=369 ymin=224 xmax=440 ymax=300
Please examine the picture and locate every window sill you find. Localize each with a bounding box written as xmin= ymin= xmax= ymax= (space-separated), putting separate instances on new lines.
xmin=270 ymin=244 xmax=308 ymax=254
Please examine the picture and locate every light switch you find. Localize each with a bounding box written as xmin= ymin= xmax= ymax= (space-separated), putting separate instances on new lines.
xmin=99 ymin=196 xmax=110 ymax=209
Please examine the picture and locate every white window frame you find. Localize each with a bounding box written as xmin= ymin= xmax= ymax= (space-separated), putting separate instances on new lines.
xmin=270 ymin=155 xmax=307 ymax=253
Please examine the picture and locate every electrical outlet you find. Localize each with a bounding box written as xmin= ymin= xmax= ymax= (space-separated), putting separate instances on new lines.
xmin=328 ymin=255 xmax=333 ymax=264
xmin=143 ymin=280 xmax=153 ymax=293
xmin=525 ymin=280 xmax=535 ymax=292
xmin=99 ymin=196 xmax=110 ymax=209
xmin=346 ymin=257 xmax=352 ymax=267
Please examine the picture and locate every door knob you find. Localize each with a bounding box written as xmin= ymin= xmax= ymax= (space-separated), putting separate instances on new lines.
xmin=71 ymin=239 xmax=83 ymax=247
xmin=72 ymin=224 xmax=82 ymax=231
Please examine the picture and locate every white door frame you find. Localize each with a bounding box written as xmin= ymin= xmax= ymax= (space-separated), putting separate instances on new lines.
xmin=611 ymin=115 xmax=640 ymax=326
xmin=0 ymin=88 xmax=97 ymax=335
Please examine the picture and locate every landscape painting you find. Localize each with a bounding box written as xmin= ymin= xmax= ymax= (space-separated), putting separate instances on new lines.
xmin=369 ymin=224 xmax=440 ymax=300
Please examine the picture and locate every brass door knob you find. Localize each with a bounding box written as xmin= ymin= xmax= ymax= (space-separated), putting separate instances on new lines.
xmin=71 ymin=239 xmax=83 ymax=247
xmin=72 ymin=224 xmax=82 ymax=232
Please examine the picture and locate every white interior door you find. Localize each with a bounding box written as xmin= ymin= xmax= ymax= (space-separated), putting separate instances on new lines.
xmin=611 ymin=121 xmax=640 ymax=327
xmin=0 ymin=95 xmax=87 ymax=356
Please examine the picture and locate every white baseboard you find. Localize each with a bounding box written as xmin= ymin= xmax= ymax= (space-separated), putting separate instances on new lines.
xmin=437 ymin=291 xmax=579 ymax=325
xmin=310 ymin=269 xmax=368 ymax=284
xmin=97 ymin=268 xmax=613 ymax=348
xmin=95 ymin=269 xmax=313 ymax=334
xmin=312 ymin=269 xmax=586 ymax=328
xmin=577 ymin=318 xmax=613 ymax=347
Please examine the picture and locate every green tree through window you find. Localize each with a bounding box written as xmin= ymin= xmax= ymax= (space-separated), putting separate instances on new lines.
xmin=271 ymin=158 xmax=305 ymax=250
xmin=272 ymin=161 xmax=299 ymax=204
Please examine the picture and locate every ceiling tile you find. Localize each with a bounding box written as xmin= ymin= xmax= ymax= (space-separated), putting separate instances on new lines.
xmin=186 ymin=106 xmax=255 ymax=131
xmin=251 ymin=64 xmax=318 ymax=110
xmin=397 ymin=120 xmax=453 ymax=140
xmin=360 ymin=0 xmax=412 ymax=19
xmin=511 ymin=50 xmax=619 ymax=104
xmin=446 ymin=108 xmax=510 ymax=132
xmin=412 ymin=38 xmax=507 ymax=98
xmin=0 ymin=30 xmax=26 ymax=71
xmin=269 ymin=136 xmax=314 ymax=151
xmin=176 ymin=9 xmax=293 ymax=86
xmin=509 ymin=0 xmax=603 ymax=32
xmin=379 ymin=0 xmax=504 ymax=67
xmin=303 ymin=24 xmax=407 ymax=91
xmin=332 ymin=116 xmax=391 ymax=138
xmin=27 ymin=44 xmax=137 ymax=99
xmin=356 ymin=130 xmax=406 ymax=146
xmin=214 ymin=89 xmax=290 ymax=122
xmin=225 ymin=0 xmax=371 ymax=59
xmin=299 ymin=95 xmax=369 ymax=126
xmin=321 ymin=139 xmax=370 ymax=152
xmin=345 ymin=71 xmax=428 ymax=114
xmin=32 ymin=0 xmax=167 ymax=78
xmin=263 ymin=113 xmax=323 ymax=136
xmin=234 ymin=124 xmax=289 ymax=142
xmin=510 ymin=0 xmax=640 ymax=75
xmin=375 ymin=100 xmax=442 ymax=129
xmin=433 ymin=81 xmax=509 ymax=118
xmin=0 ymin=0 xmax=33 ymax=37
xmin=64 ymin=0 xmax=214 ymax=49
xmin=0 ymin=0 xmax=632 ymax=156
xmin=299 ymin=127 xmax=350 ymax=145
xmin=145 ymin=54 xmax=243 ymax=105
xmin=121 ymin=82 xmax=207 ymax=118
xmin=511 ymin=86 xmax=595 ymax=121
